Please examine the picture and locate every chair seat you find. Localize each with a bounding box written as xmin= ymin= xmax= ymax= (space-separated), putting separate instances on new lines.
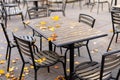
xmin=49 ymin=7 xmax=63 ymax=11
xmin=3 ymin=3 xmax=18 ymax=7
xmin=74 ymin=61 xmax=111 ymax=80
xmin=7 ymin=9 xmax=22 ymax=16
xmin=29 ymin=50 xmax=63 ymax=67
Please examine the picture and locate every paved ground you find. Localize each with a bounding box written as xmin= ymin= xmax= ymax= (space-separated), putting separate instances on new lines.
xmin=0 ymin=0 xmax=120 ymax=80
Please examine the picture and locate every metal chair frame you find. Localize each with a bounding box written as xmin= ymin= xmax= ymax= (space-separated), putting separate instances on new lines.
xmin=107 ymin=10 xmax=120 ymax=51
xmin=48 ymin=0 xmax=66 ymax=16
xmin=54 ymin=14 xmax=95 ymax=62
xmin=90 ymin=0 xmax=111 ymax=13
xmin=0 ymin=23 xmax=16 ymax=71
xmin=13 ymin=34 xmax=67 ymax=80
xmin=73 ymin=50 xmax=120 ymax=80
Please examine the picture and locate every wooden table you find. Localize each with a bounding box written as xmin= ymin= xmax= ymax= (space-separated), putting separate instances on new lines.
xmin=24 ymin=17 xmax=107 ymax=80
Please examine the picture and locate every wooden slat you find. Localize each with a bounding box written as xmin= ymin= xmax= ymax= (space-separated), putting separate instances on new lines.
xmin=25 ymin=17 xmax=107 ymax=46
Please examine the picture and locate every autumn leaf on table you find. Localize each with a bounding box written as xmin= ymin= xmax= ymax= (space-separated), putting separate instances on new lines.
xmin=51 ymin=16 xmax=60 ymax=21
xmin=40 ymin=21 xmax=46 ymax=25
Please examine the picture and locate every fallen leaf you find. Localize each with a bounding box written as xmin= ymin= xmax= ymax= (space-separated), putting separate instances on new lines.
xmin=0 ymin=60 xmax=6 ymax=64
xmin=12 ymin=60 xmax=16 ymax=63
xmin=75 ymin=61 xmax=80 ymax=65
xmin=0 ymin=69 xmax=5 ymax=75
xmin=54 ymin=66 xmax=59 ymax=69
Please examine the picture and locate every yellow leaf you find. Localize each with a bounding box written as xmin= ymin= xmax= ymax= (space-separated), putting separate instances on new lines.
xmin=35 ymin=59 xmax=42 ymax=63
xmin=12 ymin=60 xmax=16 ymax=63
xmin=30 ymin=66 xmax=34 ymax=69
xmin=24 ymin=20 xmax=30 ymax=25
xmin=0 ymin=60 xmax=6 ymax=64
xmin=5 ymin=73 xmax=10 ymax=78
xmin=0 ymin=69 xmax=5 ymax=75
xmin=40 ymin=21 xmax=46 ymax=25
xmin=24 ymin=67 xmax=28 ymax=70
xmin=48 ymin=37 xmax=53 ymax=41
xmin=55 ymin=24 xmax=60 ymax=28
xmin=66 ymin=68 xmax=70 ymax=72
xmin=9 ymin=67 xmax=15 ymax=72
xmin=0 ymin=54 xmax=2 ymax=57
xmin=49 ymin=27 xmax=55 ymax=32
xmin=54 ymin=66 xmax=59 ymax=69
xmin=109 ymin=29 xmax=113 ymax=32
xmin=22 ymin=74 xmax=25 ymax=77
xmin=108 ymin=48 xmax=112 ymax=51
xmin=51 ymin=16 xmax=60 ymax=21
xmin=13 ymin=28 xmax=18 ymax=32
xmin=42 ymin=57 xmax=46 ymax=61
xmin=75 ymin=61 xmax=80 ymax=65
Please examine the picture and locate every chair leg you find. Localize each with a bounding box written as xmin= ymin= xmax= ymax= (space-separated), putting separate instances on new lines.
xmin=21 ymin=13 xmax=25 ymax=28
xmin=6 ymin=45 xmax=9 ymax=60
xmin=64 ymin=48 xmax=68 ymax=73
xmin=47 ymin=67 xmax=50 ymax=73
xmin=61 ymin=61 xmax=67 ymax=80
xmin=34 ymin=69 xmax=38 ymax=80
xmin=107 ymin=2 xmax=111 ymax=12
xmin=54 ymin=45 xmax=56 ymax=52
xmin=101 ymin=3 xmax=103 ymax=11
xmin=72 ymin=1 xmax=75 ymax=8
xmin=60 ymin=47 xmax=63 ymax=54
xmin=19 ymin=63 xmax=25 ymax=80
xmin=77 ymin=48 xmax=80 ymax=57
xmin=116 ymin=69 xmax=120 ymax=80
xmin=86 ymin=44 xmax=92 ymax=61
xmin=40 ymin=36 xmax=42 ymax=50
xmin=7 ymin=47 xmax=11 ymax=71
xmin=63 ymin=11 xmax=65 ymax=16
xmin=79 ymin=0 xmax=82 ymax=9
xmin=116 ymin=33 xmax=118 ymax=43
xmin=97 ymin=2 xmax=100 ymax=14
xmin=33 ymin=30 xmax=35 ymax=36
xmin=107 ymin=34 xmax=115 ymax=52
xmin=90 ymin=3 xmax=95 ymax=12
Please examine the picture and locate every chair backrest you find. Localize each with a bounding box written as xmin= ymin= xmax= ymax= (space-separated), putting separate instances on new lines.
xmin=13 ymin=34 xmax=36 ymax=64
xmin=49 ymin=0 xmax=66 ymax=11
xmin=79 ymin=14 xmax=95 ymax=28
xmin=0 ymin=23 xmax=11 ymax=46
xmin=28 ymin=7 xmax=48 ymax=19
xmin=111 ymin=10 xmax=120 ymax=33
xmin=100 ymin=50 xmax=120 ymax=80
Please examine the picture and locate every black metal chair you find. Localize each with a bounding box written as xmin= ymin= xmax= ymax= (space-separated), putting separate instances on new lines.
xmin=48 ymin=0 xmax=66 ymax=16
xmin=13 ymin=34 xmax=67 ymax=80
xmin=25 ymin=5 xmax=48 ymax=50
xmin=54 ymin=14 xmax=95 ymax=61
xmin=72 ymin=50 xmax=120 ymax=80
xmin=90 ymin=0 xmax=111 ymax=13
xmin=27 ymin=7 xmax=48 ymax=19
xmin=1 ymin=0 xmax=24 ymax=27
xmin=107 ymin=10 xmax=120 ymax=51
xmin=0 ymin=22 xmax=36 ymax=71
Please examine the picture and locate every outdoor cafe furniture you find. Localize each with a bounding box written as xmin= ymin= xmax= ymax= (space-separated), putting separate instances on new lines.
xmin=24 ymin=16 xmax=107 ymax=80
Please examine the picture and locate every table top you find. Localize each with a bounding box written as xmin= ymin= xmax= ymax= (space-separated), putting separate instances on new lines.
xmin=25 ymin=17 xmax=107 ymax=46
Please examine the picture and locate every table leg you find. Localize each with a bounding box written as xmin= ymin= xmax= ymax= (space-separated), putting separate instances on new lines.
xmin=49 ymin=41 xmax=52 ymax=51
xmin=69 ymin=44 xmax=74 ymax=80
xmin=115 ymin=0 xmax=117 ymax=5
xmin=33 ymin=1 xmax=38 ymax=8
